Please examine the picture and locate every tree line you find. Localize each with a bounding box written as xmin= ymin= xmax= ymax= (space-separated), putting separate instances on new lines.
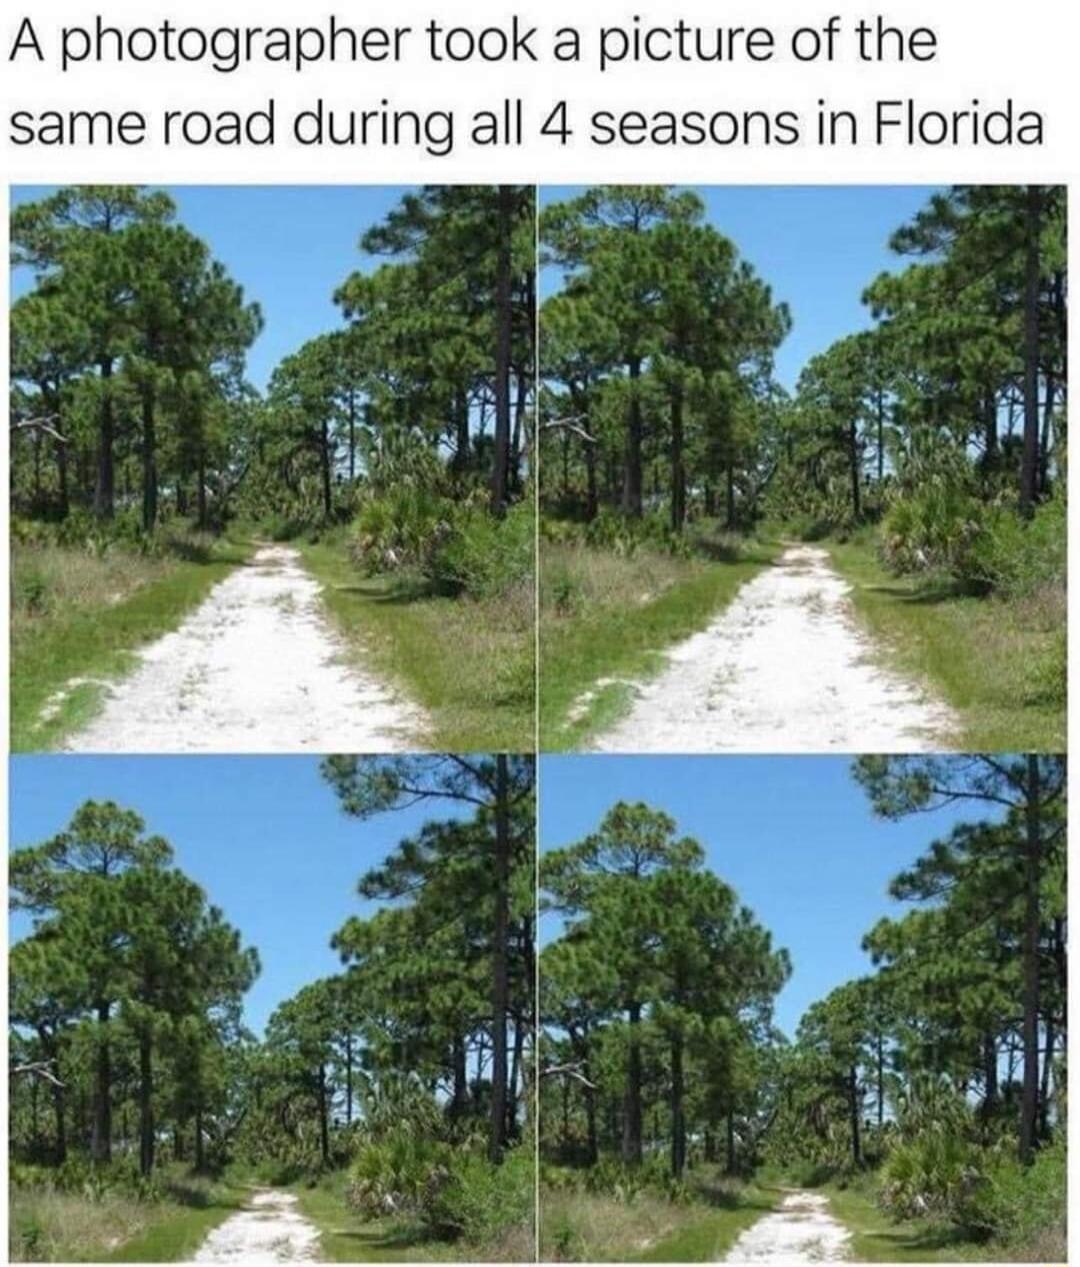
xmin=245 ymin=755 xmax=536 ymax=1171
xmin=776 ymin=186 xmax=1066 ymax=535
xmin=539 ymin=801 xmax=790 ymax=1179
xmin=11 ymin=187 xmax=262 ymax=531
xmin=8 ymin=755 xmax=536 ymax=1180
xmin=9 ymin=802 xmax=258 ymax=1175
xmin=540 ymin=186 xmax=789 ymax=533
xmin=773 ymin=755 xmax=1066 ymax=1176
xmin=246 ymin=185 xmax=535 ymax=529
xmin=540 ymin=185 xmax=1067 ymax=545
xmin=10 ymin=184 xmax=535 ymax=536
xmin=539 ymin=756 xmax=1066 ymax=1189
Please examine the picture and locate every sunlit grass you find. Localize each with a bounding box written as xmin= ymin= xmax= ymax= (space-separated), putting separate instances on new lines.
xmin=539 ymin=536 xmax=778 ymax=751
xmin=299 ymin=538 xmax=535 ymax=753
xmin=11 ymin=532 xmax=253 ymax=752
xmin=827 ymin=537 xmax=1065 ymax=752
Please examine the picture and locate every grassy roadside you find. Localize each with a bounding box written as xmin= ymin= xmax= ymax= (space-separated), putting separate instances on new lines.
xmin=8 ymin=1173 xmax=246 ymax=1263
xmin=826 ymin=537 xmax=1065 ymax=752
xmin=292 ymin=1175 xmax=436 ymax=1263
xmin=539 ymin=1176 xmax=779 ymax=1262
xmin=820 ymin=1182 xmax=992 ymax=1263
xmin=103 ymin=1179 xmax=249 ymax=1263
xmin=540 ymin=538 xmax=778 ymax=751
xmin=11 ymin=533 xmax=254 ymax=752
xmin=298 ymin=536 xmax=534 ymax=753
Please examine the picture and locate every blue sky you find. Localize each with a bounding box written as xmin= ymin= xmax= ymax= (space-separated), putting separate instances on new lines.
xmin=10 ymin=185 xmax=414 ymax=392
xmin=540 ymin=185 xmax=942 ymax=390
xmin=8 ymin=755 xmax=468 ymax=1037
xmin=539 ymin=754 xmax=998 ymax=1038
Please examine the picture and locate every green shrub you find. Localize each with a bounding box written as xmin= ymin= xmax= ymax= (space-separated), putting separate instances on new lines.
xmin=880 ymin=482 xmax=984 ymax=581
xmin=347 ymin=1128 xmax=453 ymax=1220
xmin=434 ymin=501 xmax=534 ymax=599
xmin=963 ymin=494 xmax=1066 ymax=598
xmin=425 ymin=1147 xmax=534 ymax=1243
xmin=879 ymin=1132 xmax=984 ymax=1225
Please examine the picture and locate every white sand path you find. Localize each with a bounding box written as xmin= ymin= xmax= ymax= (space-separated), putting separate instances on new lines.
xmin=193 ymin=1190 xmax=321 ymax=1264
xmin=60 ymin=544 xmax=425 ymax=752
xmin=724 ymin=1190 xmax=852 ymax=1262
xmin=593 ymin=544 xmax=956 ymax=753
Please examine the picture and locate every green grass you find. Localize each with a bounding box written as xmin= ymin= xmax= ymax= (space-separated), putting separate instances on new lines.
xmin=103 ymin=1181 xmax=248 ymax=1262
xmin=11 ymin=533 xmax=253 ymax=752
xmin=293 ymin=1176 xmax=439 ymax=1263
xmin=540 ymin=1174 xmax=779 ymax=1262
xmin=8 ymin=1173 xmax=246 ymax=1263
xmin=820 ymin=1181 xmax=994 ymax=1262
xmin=540 ymin=538 xmax=779 ymax=750
xmin=299 ymin=538 xmax=534 ymax=752
xmin=826 ymin=536 xmax=1065 ymax=751
xmin=294 ymin=1170 xmax=534 ymax=1263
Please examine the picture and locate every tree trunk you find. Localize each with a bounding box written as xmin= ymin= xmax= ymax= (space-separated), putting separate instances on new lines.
xmin=584 ymin=1067 xmax=598 ymax=1166
xmin=876 ymin=389 xmax=886 ymax=484
xmin=1039 ymin=1017 xmax=1055 ymax=1140
xmin=876 ymin=1034 xmax=885 ymax=1127
xmin=348 ymin=391 xmax=357 ymax=482
xmin=1039 ymin=374 xmax=1055 ymax=496
xmin=320 ymin=417 xmax=333 ymax=519
xmin=849 ymin=417 xmax=861 ymax=520
xmin=345 ymin=1033 xmax=354 ymax=1126
xmin=488 ymin=755 xmax=510 ymax=1162
xmin=94 ymin=357 xmax=115 ymax=519
xmin=725 ymin=463 xmax=736 ymax=529
xmin=141 ymin=388 xmax=158 ymax=532
xmin=454 ymin=390 xmax=470 ymax=475
xmin=726 ymin=1109 xmax=736 ymax=1173
xmin=92 ymin=1001 xmax=112 ymax=1164
xmin=670 ymin=387 xmax=686 ymax=532
xmin=53 ymin=1072 xmax=67 ymax=1163
xmin=1019 ymin=185 xmax=1043 ymax=516
xmin=511 ymin=370 xmax=528 ymax=495
xmin=584 ymin=439 xmax=599 ymax=521
xmin=849 ymin=1066 xmax=862 ymax=1166
xmin=507 ymin=1017 xmax=524 ymax=1141
xmin=670 ymin=1029 xmax=686 ymax=1178
xmin=138 ymin=1032 xmax=154 ymax=1177
xmin=1019 ymin=754 xmax=1042 ymax=1164
xmin=622 ymin=357 xmax=644 ymax=517
xmin=56 ymin=430 xmax=70 ymax=519
xmin=451 ymin=1035 xmax=469 ymax=1121
xmin=318 ymin=1063 xmax=330 ymax=1165
xmin=195 ymin=1105 xmax=205 ymax=1171
xmin=490 ymin=185 xmax=514 ymax=515
xmin=621 ymin=1001 xmax=643 ymax=1165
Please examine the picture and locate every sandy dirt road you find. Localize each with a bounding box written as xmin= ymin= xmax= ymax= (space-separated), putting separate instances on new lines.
xmin=61 ymin=544 xmax=424 ymax=753
xmin=593 ymin=544 xmax=955 ymax=753
xmin=724 ymin=1191 xmax=851 ymax=1262
xmin=193 ymin=1189 xmax=320 ymax=1264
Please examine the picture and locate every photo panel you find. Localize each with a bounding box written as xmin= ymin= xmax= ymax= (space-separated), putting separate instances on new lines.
xmin=10 ymin=184 xmax=537 ymax=757
xmin=536 ymin=185 xmax=1066 ymax=756
xmin=537 ymin=752 xmax=1067 ymax=1263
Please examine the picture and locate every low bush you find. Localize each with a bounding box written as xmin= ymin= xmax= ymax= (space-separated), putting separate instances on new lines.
xmin=425 ymin=1146 xmax=534 ymax=1242
xmin=350 ymin=490 xmax=533 ymax=602
xmin=347 ymin=1127 xmax=533 ymax=1246
xmin=434 ymin=501 xmax=534 ymax=600
xmin=881 ymin=484 xmax=1065 ymax=599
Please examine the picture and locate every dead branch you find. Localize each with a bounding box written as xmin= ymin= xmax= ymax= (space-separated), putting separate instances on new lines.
xmin=11 ymin=1059 xmax=65 ymax=1088
xmin=540 ymin=416 xmax=597 ymax=445
xmin=10 ymin=414 xmax=67 ymax=444
xmin=540 ymin=1061 xmax=598 ymax=1090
